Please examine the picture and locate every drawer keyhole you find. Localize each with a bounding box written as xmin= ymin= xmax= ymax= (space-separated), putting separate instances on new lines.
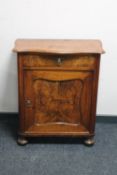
xmin=25 ymin=99 xmax=32 ymax=107
xmin=57 ymin=58 xmax=62 ymax=66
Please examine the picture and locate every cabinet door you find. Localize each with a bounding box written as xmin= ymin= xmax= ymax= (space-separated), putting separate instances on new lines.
xmin=23 ymin=70 xmax=94 ymax=136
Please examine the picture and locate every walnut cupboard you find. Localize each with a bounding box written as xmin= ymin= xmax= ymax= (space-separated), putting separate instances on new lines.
xmin=13 ymin=39 xmax=104 ymax=145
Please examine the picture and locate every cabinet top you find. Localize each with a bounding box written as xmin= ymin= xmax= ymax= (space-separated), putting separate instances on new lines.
xmin=13 ymin=39 xmax=105 ymax=54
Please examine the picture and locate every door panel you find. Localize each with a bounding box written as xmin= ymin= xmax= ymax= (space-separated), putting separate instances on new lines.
xmin=23 ymin=70 xmax=93 ymax=134
xmin=33 ymin=79 xmax=83 ymax=125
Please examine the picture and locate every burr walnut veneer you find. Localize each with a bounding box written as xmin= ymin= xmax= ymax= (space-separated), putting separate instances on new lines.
xmin=13 ymin=39 xmax=104 ymax=145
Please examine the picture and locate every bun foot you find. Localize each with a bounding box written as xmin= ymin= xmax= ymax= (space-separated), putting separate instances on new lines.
xmin=84 ymin=137 xmax=95 ymax=146
xmin=17 ymin=136 xmax=28 ymax=145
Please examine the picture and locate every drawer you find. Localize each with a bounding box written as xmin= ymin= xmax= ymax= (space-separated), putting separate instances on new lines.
xmin=22 ymin=54 xmax=96 ymax=69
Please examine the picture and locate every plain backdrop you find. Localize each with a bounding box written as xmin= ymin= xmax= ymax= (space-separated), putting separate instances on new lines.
xmin=0 ymin=0 xmax=117 ymax=115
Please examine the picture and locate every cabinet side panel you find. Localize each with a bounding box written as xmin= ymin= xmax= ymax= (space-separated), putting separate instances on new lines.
xmin=80 ymin=73 xmax=93 ymax=130
xmin=89 ymin=54 xmax=101 ymax=134
xmin=18 ymin=53 xmax=25 ymax=133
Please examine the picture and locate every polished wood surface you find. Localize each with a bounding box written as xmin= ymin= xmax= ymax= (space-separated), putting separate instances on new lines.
xmin=22 ymin=54 xmax=95 ymax=69
xmin=14 ymin=40 xmax=104 ymax=145
xmin=23 ymin=70 xmax=93 ymax=133
xmin=13 ymin=39 xmax=105 ymax=54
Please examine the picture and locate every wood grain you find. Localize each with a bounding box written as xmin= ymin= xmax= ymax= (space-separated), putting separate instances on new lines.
xmin=22 ymin=70 xmax=93 ymax=135
xmin=13 ymin=39 xmax=105 ymax=54
xmin=22 ymin=54 xmax=96 ymax=69
xmin=15 ymin=40 xmax=104 ymax=145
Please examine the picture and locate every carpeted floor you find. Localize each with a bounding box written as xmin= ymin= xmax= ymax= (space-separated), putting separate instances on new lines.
xmin=0 ymin=116 xmax=117 ymax=175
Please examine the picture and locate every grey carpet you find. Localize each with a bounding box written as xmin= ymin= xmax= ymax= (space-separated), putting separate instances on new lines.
xmin=0 ymin=117 xmax=117 ymax=175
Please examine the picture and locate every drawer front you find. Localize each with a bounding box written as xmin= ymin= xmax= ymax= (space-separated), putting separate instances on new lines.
xmin=22 ymin=54 xmax=96 ymax=69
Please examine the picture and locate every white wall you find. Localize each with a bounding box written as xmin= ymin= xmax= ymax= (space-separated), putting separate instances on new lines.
xmin=0 ymin=0 xmax=117 ymax=115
